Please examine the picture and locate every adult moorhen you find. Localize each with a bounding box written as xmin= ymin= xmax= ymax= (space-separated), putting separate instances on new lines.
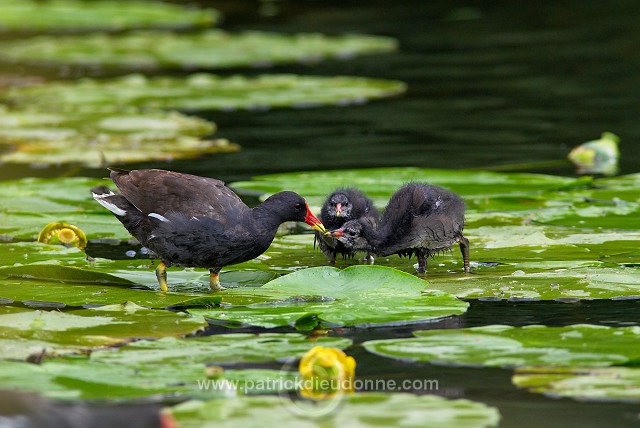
xmin=92 ymin=168 xmax=326 ymax=292
xmin=330 ymin=182 xmax=470 ymax=274
xmin=315 ymin=188 xmax=378 ymax=264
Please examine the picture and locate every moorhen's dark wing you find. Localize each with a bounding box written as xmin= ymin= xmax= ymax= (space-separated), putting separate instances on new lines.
xmin=375 ymin=183 xmax=465 ymax=256
xmin=110 ymin=168 xmax=248 ymax=221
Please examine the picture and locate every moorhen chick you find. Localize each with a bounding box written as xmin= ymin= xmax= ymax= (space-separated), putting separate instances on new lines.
xmin=330 ymin=182 xmax=470 ymax=274
xmin=92 ymin=168 xmax=326 ymax=292
xmin=315 ymin=188 xmax=379 ymax=264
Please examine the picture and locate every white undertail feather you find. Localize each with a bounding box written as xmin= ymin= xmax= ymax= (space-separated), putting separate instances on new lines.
xmin=92 ymin=191 xmax=126 ymax=216
xmin=148 ymin=213 xmax=169 ymax=222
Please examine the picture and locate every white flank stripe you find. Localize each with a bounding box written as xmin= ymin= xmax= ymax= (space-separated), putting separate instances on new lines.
xmin=92 ymin=192 xmax=126 ymax=216
xmin=149 ymin=213 xmax=169 ymax=222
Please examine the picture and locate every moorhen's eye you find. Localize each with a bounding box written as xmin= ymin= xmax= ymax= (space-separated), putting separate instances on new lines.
xmin=347 ymin=230 xmax=356 ymax=236
xmin=294 ymin=202 xmax=304 ymax=210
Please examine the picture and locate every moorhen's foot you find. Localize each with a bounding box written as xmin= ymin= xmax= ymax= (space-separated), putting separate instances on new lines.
xmin=416 ymin=251 xmax=427 ymax=274
xmin=459 ymin=235 xmax=470 ymax=273
xmin=209 ymin=270 xmax=225 ymax=292
xmin=155 ymin=261 xmax=169 ymax=292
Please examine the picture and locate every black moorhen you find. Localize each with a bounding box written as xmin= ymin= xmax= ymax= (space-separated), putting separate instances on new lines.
xmin=330 ymin=182 xmax=470 ymax=274
xmin=315 ymin=188 xmax=379 ymax=264
xmin=92 ymin=168 xmax=326 ymax=292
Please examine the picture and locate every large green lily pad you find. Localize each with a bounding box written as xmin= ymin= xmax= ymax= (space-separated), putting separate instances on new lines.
xmin=513 ymin=367 xmax=640 ymax=403
xmin=0 ymin=0 xmax=218 ymax=32
xmin=91 ymin=333 xmax=352 ymax=365
xmin=230 ymin=167 xmax=581 ymax=206
xmin=4 ymin=74 xmax=407 ymax=113
xmin=0 ymin=107 xmax=237 ymax=167
xmin=0 ymin=305 xmax=123 ymax=360
xmin=0 ymin=359 xmax=293 ymax=401
xmin=230 ymin=168 xmax=639 ymax=230
xmin=168 ymin=393 xmax=500 ymax=428
xmin=363 ymin=325 xmax=640 ymax=368
xmin=185 ymin=266 xmax=469 ymax=329
xmin=0 ymin=177 xmax=135 ymax=240
xmin=0 ymin=30 xmax=398 ymax=69
xmin=0 ymin=242 xmax=280 ymax=307
xmin=0 ymin=333 xmax=349 ymax=400
xmin=0 ymin=304 xmax=206 ymax=350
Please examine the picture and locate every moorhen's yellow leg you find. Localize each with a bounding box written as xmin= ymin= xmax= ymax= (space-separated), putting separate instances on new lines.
xmin=459 ymin=235 xmax=470 ymax=273
xmin=210 ymin=268 xmax=224 ymax=292
xmin=155 ymin=261 xmax=169 ymax=292
xmin=416 ymin=250 xmax=427 ymax=274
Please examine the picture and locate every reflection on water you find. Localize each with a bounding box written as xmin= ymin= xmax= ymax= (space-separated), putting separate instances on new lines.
xmin=1 ymin=0 xmax=639 ymax=181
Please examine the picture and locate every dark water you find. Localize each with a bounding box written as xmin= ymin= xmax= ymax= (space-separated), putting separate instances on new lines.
xmin=2 ymin=0 xmax=640 ymax=426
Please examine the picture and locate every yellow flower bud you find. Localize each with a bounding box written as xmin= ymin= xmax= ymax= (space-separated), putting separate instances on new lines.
xmin=298 ymin=346 xmax=356 ymax=400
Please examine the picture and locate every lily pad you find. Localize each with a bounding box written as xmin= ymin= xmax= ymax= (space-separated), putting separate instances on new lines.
xmin=230 ymin=168 xmax=640 ymax=301
xmin=4 ymin=74 xmax=407 ymax=113
xmin=0 ymin=304 xmax=207 ymax=349
xmin=0 ymin=0 xmax=219 ymax=32
xmin=0 ymin=177 xmax=160 ymax=240
xmin=91 ymin=333 xmax=352 ymax=365
xmin=0 ymin=107 xmax=238 ymax=167
xmin=363 ymin=325 xmax=640 ymax=368
xmin=185 ymin=266 xmax=469 ymax=329
xmin=167 ymin=393 xmax=501 ymax=428
xmin=0 ymin=337 xmax=102 ymax=361
xmin=231 ymin=168 xmax=639 ymax=230
xmin=513 ymin=367 xmax=640 ymax=403
xmin=0 ymin=306 xmax=124 ymax=360
xmin=0 ymin=30 xmax=398 ymax=69
xmin=230 ymin=167 xmax=580 ymax=207
xmin=0 ymin=359 xmax=293 ymax=401
xmin=0 ymin=333 xmax=350 ymax=400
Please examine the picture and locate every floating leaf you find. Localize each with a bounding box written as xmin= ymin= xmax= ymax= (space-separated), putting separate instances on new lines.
xmin=0 ymin=107 xmax=237 ymax=167
xmin=90 ymin=333 xmax=352 ymax=365
xmin=0 ymin=333 xmax=349 ymax=400
xmin=0 ymin=177 xmax=142 ymax=240
xmin=0 ymin=359 xmax=293 ymax=401
xmin=0 ymin=262 xmax=136 ymax=285
xmin=0 ymin=30 xmax=398 ymax=69
xmin=513 ymin=367 xmax=640 ymax=403
xmin=168 ymin=393 xmax=501 ymax=428
xmin=230 ymin=167 xmax=578 ymax=207
xmin=0 ymin=337 xmax=102 ymax=361
xmin=229 ymin=168 xmax=640 ymax=301
xmin=0 ymin=304 xmax=207 ymax=349
xmin=363 ymin=325 xmax=640 ymax=368
xmin=185 ymin=266 xmax=469 ymax=329
xmin=0 ymin=0 xmax=219 ymax=32
xmin=4 ymin=74 xmax=407 ymax=113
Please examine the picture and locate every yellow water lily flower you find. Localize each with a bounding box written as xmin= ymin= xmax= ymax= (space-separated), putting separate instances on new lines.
xmin=37 ymin=221 xmax=88 ymax=250
xmin=568 ymin=132 xmax=620 ymax=175
xmin=298 ymin=346 xmax=356 ymax=399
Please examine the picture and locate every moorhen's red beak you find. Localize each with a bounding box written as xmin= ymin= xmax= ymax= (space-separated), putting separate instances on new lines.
xmin=305 ymin=204 xmax=327 ymax=233
xmin=330 ymin=229 xmax=344 ymax=238
xmin=335 ymin=203 xmax=343 ymax=217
